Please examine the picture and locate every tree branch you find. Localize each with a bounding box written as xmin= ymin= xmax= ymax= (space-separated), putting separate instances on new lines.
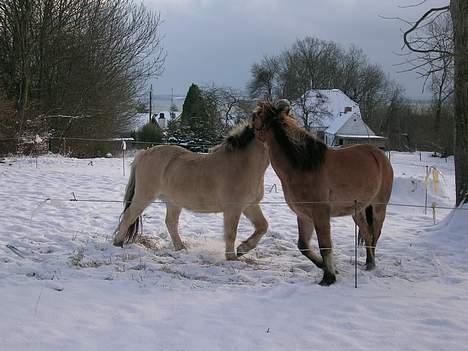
xmin=403 ymin=5 xmax=452 ymax=56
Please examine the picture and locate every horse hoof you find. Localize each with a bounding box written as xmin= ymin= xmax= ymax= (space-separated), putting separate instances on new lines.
xmin=236 ymin=243 xmax=251 ymax=257
xmin=319 ymin=272 xmax=336 ymax=286
xmin=174 ymin=244 xmax=187 ymax=251
xmin=113 ymin=240 xmax=124 ymax=248
xmin=225 ymin=253 xmax=239 ymax=261
xmin=366 ymin=262 xmax=376 ymax=271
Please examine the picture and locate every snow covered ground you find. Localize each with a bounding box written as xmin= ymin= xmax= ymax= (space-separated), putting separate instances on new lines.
xmin=1 ymin=151 xmax=467 ymax=350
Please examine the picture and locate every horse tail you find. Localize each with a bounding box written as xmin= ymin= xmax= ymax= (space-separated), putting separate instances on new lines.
xmin=358 ymin=205 xmax=375 ymax=246
xmin=120 ymin=151 xmax=144 ymax=243
xmin=365 ymin=205 xmax=374 ymax=227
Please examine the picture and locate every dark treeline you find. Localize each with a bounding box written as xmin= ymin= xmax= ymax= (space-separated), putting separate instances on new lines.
xmin=0 ymin=0 xmax=164 ymax=153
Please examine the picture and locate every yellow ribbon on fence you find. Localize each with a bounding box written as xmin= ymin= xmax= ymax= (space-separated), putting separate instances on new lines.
xmin=424 ymin=166 xmax=444 ymax=195
xmin=432 ymin=168 xmax=439 ymax=194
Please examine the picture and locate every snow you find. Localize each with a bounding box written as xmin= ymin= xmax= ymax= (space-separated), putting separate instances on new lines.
xmin=326 ymin=111 xmax=374 ymax=136
xmin=295 ymin=89 xmax=360 ymax=128
xmin=1 ymin=151 xmax=467 ymax=350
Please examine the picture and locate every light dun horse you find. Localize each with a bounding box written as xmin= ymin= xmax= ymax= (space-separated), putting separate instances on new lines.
xmin=252 ymin=100 xmax=393 ymax=286
xmin=114 ymin=123 xmax=270 ymax=260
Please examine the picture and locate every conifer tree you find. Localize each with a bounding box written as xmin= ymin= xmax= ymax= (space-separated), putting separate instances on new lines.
xmin=175 ymin=83 xmax=220 ymax=146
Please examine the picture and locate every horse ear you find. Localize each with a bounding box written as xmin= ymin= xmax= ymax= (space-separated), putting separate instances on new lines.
xmin=275 ymin=99 xmax=291 ymax=115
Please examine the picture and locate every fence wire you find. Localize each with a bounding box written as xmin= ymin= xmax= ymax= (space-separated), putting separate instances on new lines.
xmin=0 ymin=195 xmax=465 ymax=212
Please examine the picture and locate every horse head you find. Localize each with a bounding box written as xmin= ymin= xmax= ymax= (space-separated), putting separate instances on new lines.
xmin=251 ymin=99 xmax=294 ymax=141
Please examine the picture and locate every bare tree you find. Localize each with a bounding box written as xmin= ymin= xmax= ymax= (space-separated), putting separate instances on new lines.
xmin=0 ymin=0 xmax=165 ymax=145
xmin=248 ymin=36 xmax=391 ymax=125
xmin=403 ymin=1 xmax=467 ymax=205
xmin=402 ymin=5 xmax=453 ymax=79
xmin=202 ymin=85 xmax=252 ymax=132
xmin=292 ymin=90 xmax=331 ymax=131
xmin=248 ymin=55 xmax=280 ymax=100
xmin=401 ymin=8 xmax=454 ymax=144
xmin=450 ymin=0 xmax=468 ymax=205
xmin=381 ymin=84 xmax=408 ymax=150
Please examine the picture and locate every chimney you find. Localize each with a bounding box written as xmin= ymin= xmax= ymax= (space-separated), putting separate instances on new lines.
xmin=158 ymin=112 xmax=166 ymax=129
xmin=344 ymin=106 xmax=352 ymax=113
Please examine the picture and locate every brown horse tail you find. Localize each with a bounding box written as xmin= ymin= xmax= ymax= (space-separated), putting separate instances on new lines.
xmin=121 ymin=152 xmax=143 ymax=243
xmin=365 ymin=205 xmax=375 ymax=244
xmin=358 ymin=205 xmax=375 ymax=246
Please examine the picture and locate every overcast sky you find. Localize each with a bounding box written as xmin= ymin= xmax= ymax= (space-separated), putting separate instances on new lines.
xmin=145 ymin=0 xmax=448 ymax=99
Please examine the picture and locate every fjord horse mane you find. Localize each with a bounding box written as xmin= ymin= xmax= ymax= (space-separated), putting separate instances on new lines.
xmin=210 ymin=122 xmax=256 ymax=153
xmin=258 ymin=101 xmax=327 ymax=171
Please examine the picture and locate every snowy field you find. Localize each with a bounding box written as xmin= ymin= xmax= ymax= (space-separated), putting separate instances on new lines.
xmin=1 ymin=151 xmax=467 ymax=350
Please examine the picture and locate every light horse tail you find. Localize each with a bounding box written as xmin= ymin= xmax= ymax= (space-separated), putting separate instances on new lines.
xmin=359 ymin=147 xmax=393 ymax=269
xmin=115 ymin=151 xmax=144 ymax=246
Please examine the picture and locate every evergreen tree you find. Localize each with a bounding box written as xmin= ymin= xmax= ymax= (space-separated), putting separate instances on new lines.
xmin=174 ymin=83 xmax=220 ymax=146
xmin=181 ymin=84 xmax=206 ymax=128
xmin=170 ymin=103 xmax=179 ymax=112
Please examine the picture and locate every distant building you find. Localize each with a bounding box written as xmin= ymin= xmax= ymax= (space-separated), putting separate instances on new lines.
xmin=154 ymin=111 xmax=181 ymax=129
xmin=294 ymin=89 xmax=385 ymax=149
xmin=130 ymin=111 xmax=182 ymax=133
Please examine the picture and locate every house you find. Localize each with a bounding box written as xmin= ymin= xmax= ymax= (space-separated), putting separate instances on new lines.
xmin=132 ymin=111 xmax=182 ymax=132
xmin=152 ymin=111 xmax=182 ymax=129
xmin=294 ymin=89 xmax=386 ymax=149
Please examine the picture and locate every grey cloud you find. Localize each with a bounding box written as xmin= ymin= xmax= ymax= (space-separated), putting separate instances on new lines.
xmin=146 ymin=0 xmax=448 ymax=98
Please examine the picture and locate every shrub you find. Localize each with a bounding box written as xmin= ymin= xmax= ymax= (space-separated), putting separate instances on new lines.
xmin=136 ymin=122 xmax=163 ymax=144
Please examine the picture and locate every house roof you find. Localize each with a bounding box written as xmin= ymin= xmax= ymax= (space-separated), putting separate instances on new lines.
xmin=326 ymin=111 xmax=375 ymax=136
xmin=132 ymin=111 xmax=181 ymax=131
xmin=326 ymin=111 xmax=357 ymax=135
xmin=336 ymin=134 xmax=385 ymax=139
xmin=294 ymin=89 xmax=360 ymax=128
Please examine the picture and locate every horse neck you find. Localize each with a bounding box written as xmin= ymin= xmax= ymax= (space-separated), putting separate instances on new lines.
xmin=263 ymin=130 xmax=295 ymax=180
xmin=221 ymin=139 xmax=269 ymax=172
xmin=249 ymin=139 xmax=270 ymax=171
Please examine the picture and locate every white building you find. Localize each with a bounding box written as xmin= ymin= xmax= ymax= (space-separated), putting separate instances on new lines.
xmin=294 ymin=89 xmax=385 ymax=148
xmin=132 ymin=111 xmax=182 ymax=132
xmin=152 ymin=111 xmax=182 ymax=129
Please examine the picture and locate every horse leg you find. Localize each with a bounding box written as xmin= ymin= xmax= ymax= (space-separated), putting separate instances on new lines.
xmin=223 ymin=208 xmax=242 ymax=261
xmin=370 ymin=204 xmax=388 ymax=263
xmin=352 ymin=209 xmax=375 ymax=270
xmin=297 ymin=216 xmax=324 ymax=268
xmin=236 ymin=204 xmax=268 ymax=257
xmin=313 ymin=211 xmax=336 ymax=286
xmin=165 ymin=203 xmax=186 ymax=251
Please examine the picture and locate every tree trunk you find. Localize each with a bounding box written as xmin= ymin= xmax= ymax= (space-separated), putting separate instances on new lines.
xmin=451 ymin=0 xmax=468 ymax=205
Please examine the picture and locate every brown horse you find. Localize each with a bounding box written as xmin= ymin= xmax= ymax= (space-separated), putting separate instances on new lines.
xmin=113 ymin=123 xmax=270 ymax=260
xmin=252 ymin=100 xmax=393 ymax=285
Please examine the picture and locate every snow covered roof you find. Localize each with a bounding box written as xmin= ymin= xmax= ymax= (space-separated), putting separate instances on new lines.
xmin=335 ymin=134 xmax=384 ymax=139
xmin=132 ymin=113 xmax=150 ymax=131
xmin=294 ymin=89 xmax=361 ymax=128
xmin=326 ymin=111 xmax=375 ymax=136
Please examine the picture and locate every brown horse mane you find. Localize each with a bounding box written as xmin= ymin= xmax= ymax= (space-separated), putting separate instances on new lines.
xmin=259 ymin=101 xmax=327 ymax=171
xmin=210 ymin=122 xmax=256 ymax=153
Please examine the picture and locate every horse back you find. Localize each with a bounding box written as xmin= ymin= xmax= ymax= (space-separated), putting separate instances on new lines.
xmin=326 ymin=144 xmax=393 ymax=205
xmin=133 ymin=143 xmax=268 ymax=211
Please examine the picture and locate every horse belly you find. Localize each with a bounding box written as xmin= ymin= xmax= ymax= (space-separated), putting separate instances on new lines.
xmin=160 ymin=190 xmax=223 ymax=213
xmin=330 ymin=205 xmax=355 ymax=217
